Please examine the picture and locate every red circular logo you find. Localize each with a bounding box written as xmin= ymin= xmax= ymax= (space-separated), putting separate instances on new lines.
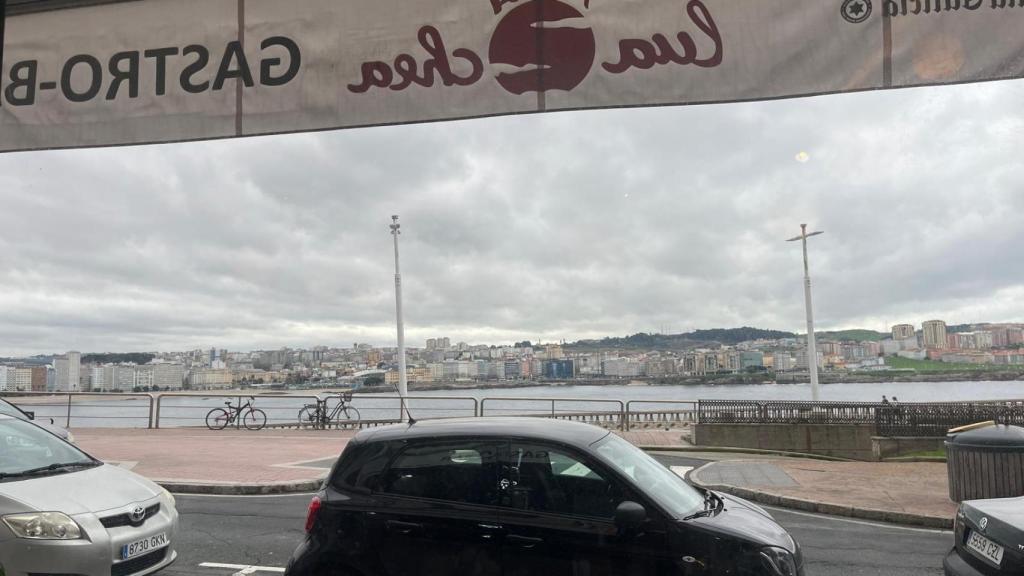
xmin=489 ymin=0 xmax=596 ymax=95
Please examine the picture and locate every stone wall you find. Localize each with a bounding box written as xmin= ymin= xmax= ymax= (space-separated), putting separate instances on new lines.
xmin=872 ymin=436 xmax=946 ymax=460
xmin=693 ymin=423 xmax=877 ymax=460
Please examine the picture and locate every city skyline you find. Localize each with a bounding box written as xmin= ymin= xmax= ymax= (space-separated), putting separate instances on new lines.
xmin=5 ymin=318 xmax=1023 ymax=360
xmin=1 ymin=80 xmax=1023 ymax=355
xmin=9 ymin=317 xmax=1024 ymax=393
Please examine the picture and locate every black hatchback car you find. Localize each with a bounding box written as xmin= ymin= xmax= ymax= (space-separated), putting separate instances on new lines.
xmin=286 ymin=418 xmax=803 ymax=576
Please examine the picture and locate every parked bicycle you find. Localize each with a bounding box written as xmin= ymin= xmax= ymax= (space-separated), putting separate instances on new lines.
xmin=298 ymin=392 xmax=361 ymax=429
xmin=206 ymin=396 xmax=267 ymax=431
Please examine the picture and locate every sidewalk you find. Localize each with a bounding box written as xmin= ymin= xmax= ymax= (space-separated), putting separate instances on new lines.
xmin=690 ymin=458 xmax=957 ymax=528
xmin=76 ymin=426 xmax=957 ymax=528
xmin=74 ymin=428 xmax=353 ymax=494
xmin=72 ymin=427 xmax=686 ymax=494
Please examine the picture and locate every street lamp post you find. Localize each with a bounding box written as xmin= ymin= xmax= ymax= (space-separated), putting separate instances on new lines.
xmin=390 ymin=215 xmax=409 ymax=421
xmin=787 ymin=224 xmax=825 ymax=401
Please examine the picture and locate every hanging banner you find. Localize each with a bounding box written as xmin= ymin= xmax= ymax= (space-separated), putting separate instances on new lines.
xmin=1 ymin=0 xmax=1023 ymax=152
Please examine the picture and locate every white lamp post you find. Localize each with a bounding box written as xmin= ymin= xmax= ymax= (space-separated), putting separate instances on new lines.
xmin=390 ymin=215 xmax=409 ymax=421
xmin=787 ymin=224 xmax=824 ymax=401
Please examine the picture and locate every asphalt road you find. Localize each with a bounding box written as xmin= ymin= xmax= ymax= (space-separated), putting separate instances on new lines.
xmin=160 ymin=455 xmax=954 ymax=576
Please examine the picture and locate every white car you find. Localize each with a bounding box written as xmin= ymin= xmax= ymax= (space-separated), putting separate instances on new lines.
xmin=0 ymin=414 xmax=179 ymax=576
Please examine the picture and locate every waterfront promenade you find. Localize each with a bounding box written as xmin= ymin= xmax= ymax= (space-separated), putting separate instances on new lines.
xmin=74 ymin=427 xmax=684 ymax=488
xmin=73 ymin=427 xmax=957 ymax=526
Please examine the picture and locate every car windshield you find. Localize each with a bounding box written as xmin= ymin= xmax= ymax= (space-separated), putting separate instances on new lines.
xmin=0 ymin=417 xmax=95 ymax=479
xmin=0 ymin=400 xmax=28 ymax=421
xmin=592 ymin=433 xmax=704 ymax=519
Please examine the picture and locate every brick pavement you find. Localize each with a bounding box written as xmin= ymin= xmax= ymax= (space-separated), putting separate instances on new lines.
xmin=692 ymin=459 xmax=957 ymax=523
xmin=73 ymin=426 xmax=957 ymax=525
xmin=72 ymin=427 xmax=685 ymax=486
xmin=73 ymin=428 xmax=353 ymax=485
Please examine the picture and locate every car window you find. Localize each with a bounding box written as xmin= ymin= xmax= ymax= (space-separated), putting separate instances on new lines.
xmin=0 ymin=418 xmax=93 ymax=477
xmin=0 ymin=400 xmax=28 ymax=420
xmin=381 ymin=441 xmax=499 ymax=506
xmin=337 ymin=441 xmax=391 ymax=492
xmin=503 ymin=443 xmax=624 ymax=519
xmin=592 ymin=434 xmax=703 ymax=519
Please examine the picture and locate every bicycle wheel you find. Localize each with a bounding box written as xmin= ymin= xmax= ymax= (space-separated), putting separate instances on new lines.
xmin=243 ymin=408 xmax=267 ymax=430
xmin=206 ymin=408 xmax=230 ymax=430
xmin=337 ymin=406 xmax=361 ymax=428
xmin=298 ymin=406 xmax=317 ymax=428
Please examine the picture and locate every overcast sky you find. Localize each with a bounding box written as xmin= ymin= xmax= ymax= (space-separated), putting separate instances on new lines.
xmin=1 ymin=79 xmax=1023 ymax=356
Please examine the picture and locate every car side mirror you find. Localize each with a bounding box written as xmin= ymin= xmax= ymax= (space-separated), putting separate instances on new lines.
xmin=23 ymin=411 xmax=34 ymax=420
xmin=614 ymin=501 xmax=646 ymax=532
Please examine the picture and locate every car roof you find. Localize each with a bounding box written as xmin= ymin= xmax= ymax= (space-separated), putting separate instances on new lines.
xmin=355 ymin=417 xmax=611 ymax=448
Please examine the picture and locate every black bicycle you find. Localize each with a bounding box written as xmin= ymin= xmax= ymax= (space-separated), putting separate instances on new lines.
xmin=206 ymin=396 xmax=267 ymax=430
xmin=298 ymin=392 xmax=361 ymax=429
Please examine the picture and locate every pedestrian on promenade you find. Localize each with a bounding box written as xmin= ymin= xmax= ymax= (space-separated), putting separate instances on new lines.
xmin=881 ymin=395 xmax=890 ymax=405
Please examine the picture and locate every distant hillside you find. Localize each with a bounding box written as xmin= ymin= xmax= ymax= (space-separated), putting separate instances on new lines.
xmin=818 ymin=329 xmax=888 ymax=342
xmin=0 ymin=356 xmax=51 ymax=366
xmin=687 ymin=327 xmax=796 ymax=344
xmin=568 ymin=327 xmax=796 ymax=349
xmin=81 ymin=353 xmax=155 ymax=365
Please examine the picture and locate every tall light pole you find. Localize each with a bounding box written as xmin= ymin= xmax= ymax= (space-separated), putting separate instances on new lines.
xmin=390 ymin=215 xmax=409 ymax=421
xmin=787 ymin=224 xmax=824 ymax=401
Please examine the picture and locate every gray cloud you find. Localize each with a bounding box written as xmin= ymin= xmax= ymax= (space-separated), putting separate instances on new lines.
xmin=2 ymin=79 xmax=1024 ymax=355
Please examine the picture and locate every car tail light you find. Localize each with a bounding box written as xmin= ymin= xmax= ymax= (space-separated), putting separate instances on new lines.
xmin=304 ymin=496 xmax=322 ymax=533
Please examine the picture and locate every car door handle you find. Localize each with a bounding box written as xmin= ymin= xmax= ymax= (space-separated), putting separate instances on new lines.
xmin=507 ymin=535 xmax=543 ymax=549
xmin=477 ymin=523 xmax=505 ymax=540
xmin=385 ymin=520 xmax=423 ymax=535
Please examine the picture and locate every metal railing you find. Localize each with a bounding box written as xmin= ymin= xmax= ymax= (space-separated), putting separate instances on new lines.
xmin=698 ymin=399 xmax=1024 ymax=438
xmin=154 ymin=393 xmax=322 ymax=429
xmin=698 ymin=400 xmax=881 ymax=425
xmin=876 ymin=401 xmax=1024 ymax=437
xmin=154 ymin=393 xmax=479 ymax=429
xmin=5 ymin=392 xmax=1020 ymax=437
xmin=346 ymin=394 xmax=478 ymax=425
xmin=2 ymin=392 xmax=155 ymax=428
xmin=480 ymin=397 xmax=625 ymax=429
xmin=623 ymin=400 xmax=698 ymax=431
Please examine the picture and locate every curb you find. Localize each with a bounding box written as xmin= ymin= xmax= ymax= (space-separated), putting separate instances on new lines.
xmin=638 ymin=445 xmax=855 ymax=462
xmin=689 ymin=463 xmax=953 ymax=529
xmin=157 ymin=477 xmax=325 ymax=496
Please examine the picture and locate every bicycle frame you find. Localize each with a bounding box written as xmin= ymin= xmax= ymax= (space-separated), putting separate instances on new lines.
xmin=222 ymin=398 xmax=254 ymax=426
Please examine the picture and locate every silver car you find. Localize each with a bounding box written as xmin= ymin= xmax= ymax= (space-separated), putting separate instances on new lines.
xmin=0 ymin=414 xmax=178 ymax=576
xmin=0 ymin=398 xmax=74 ymax=442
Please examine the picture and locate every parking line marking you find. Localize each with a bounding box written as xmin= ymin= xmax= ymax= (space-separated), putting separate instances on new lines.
xmin=198 ymin=562 xmax=285 ymax=574
xmin=670 ymin=466 xmax=694 ymax=478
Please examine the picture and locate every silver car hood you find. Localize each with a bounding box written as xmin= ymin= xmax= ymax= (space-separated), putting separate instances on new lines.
xmin=0 ymin=463 xmax=161 ymax=516
xmin=967 ymin=496 xmax=1024 ymax=526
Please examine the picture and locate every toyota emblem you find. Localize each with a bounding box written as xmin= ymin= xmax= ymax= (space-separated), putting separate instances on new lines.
xmin=130 ymin=506 xmax=146 ymax=523
xmin=980 ymin=517 xmax=989 ymax=531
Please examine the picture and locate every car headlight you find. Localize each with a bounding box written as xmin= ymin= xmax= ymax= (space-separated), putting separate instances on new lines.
xmin=2 ymin=512 xmax=82 ymax=540
xmin=760 ymin=546 xmax=799 ymax=576
xmin=160 ymin=487 xmax=176 ymax=508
